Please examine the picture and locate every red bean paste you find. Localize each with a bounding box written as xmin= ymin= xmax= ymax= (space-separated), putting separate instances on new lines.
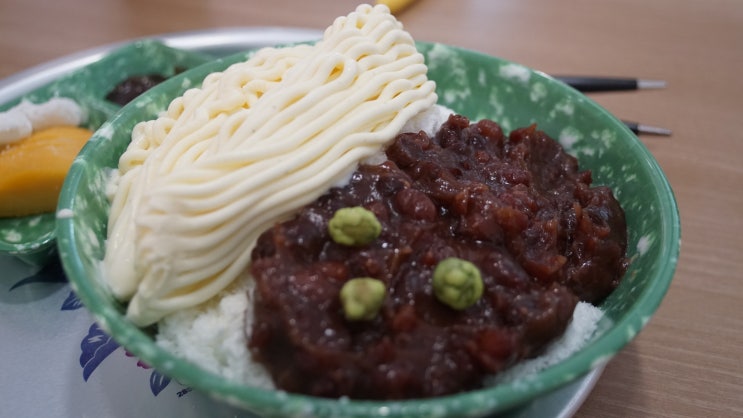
xmin=105 ymin=75 xmax=167 ymax=106
xmin=105 ymin=68 xmax=186 ymax=106
xmin=248 ymin=114 xmax=628 ymax=400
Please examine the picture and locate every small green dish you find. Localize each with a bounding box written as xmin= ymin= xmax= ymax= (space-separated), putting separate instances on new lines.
xmin=57 ymin=42 xmax=680 ymax=417
xmin=0 ymin=40 xmax=210 ymax=266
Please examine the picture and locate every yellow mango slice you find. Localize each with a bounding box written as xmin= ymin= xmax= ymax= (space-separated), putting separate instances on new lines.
xmin=0 ymin=126 xmax=92 ymax=217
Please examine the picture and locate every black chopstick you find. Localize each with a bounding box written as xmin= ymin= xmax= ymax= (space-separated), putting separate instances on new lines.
xmin=550 ymin=75 xmax=671 ymax=136
xmin=553 ymin=76 xmax=667 ymax=92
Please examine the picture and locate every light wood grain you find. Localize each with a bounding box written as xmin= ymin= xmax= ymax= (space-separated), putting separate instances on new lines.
xmin=2 ymin=0 xmax=741 ymax=416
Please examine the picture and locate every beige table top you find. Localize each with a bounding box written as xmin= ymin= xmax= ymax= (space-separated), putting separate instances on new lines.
xmin=1 ymin=1 xmax=741 ymax=417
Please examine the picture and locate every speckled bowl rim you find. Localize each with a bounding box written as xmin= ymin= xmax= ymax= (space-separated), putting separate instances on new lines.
xmin=0 ymin=223 xmax=55 ymax=254
xmin=57 ymin=42 xmax=680 ymax=417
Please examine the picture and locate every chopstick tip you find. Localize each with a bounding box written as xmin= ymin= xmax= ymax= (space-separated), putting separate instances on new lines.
xmin=637 ymin=79 xmax=667 ymax=90
xmin=622 ymin=120 xmax=672 ymax=136
xmin=637 ymin=123 xmax=673 ymax=136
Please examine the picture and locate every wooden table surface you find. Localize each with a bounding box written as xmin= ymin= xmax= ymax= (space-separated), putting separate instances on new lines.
xmin=2 ymin=1 xmax=741 ymax=417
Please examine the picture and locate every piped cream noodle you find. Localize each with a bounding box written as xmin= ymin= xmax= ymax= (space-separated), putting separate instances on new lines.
xmin=103 ymin=4 xmax=437 ymax=326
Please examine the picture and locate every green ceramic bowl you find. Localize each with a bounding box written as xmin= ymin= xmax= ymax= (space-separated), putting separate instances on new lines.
xmin=57 ymin=42 xmax=680 ymax=417
xmin=0 ymin=40 xmax=209 ymax=266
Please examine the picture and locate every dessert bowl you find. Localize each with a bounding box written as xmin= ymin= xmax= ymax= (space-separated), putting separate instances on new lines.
xmin=0 ymin=40 xmax=209 ymax=266
xmin=56 ymin=41 xmax=680 ymax=417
